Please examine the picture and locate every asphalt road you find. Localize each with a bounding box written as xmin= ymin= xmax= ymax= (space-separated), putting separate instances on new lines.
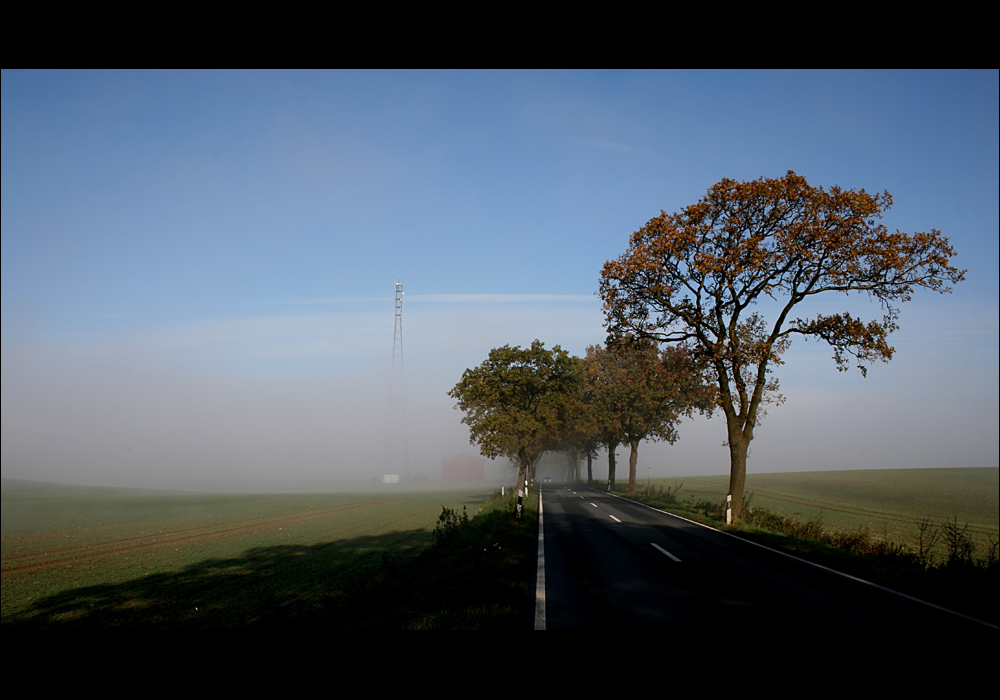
xmin=535 ymin=484 xmax=996 ymax=633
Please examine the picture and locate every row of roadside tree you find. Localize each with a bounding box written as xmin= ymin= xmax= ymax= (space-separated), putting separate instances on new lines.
xmin=450 ymin=171 xmax=964 ymax=521
xmin=448 ymin=336 xmax=714 ymax=497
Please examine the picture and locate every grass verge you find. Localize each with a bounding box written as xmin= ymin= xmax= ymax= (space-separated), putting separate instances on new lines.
xmin=325 ymin=487 xmax=539 ymax=630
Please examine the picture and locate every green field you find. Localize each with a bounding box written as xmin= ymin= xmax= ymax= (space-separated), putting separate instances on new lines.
xmin=7 ymin=468 xmax=995 ymax=627
xmin=1 ymin=480 xmax=501 ymax=627
xmin=651 ymin=467 xmax=999 ymax=551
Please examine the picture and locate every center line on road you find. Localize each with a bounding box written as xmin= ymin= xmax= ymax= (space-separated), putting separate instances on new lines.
xmin=650 ymin=542 xmax=682 ymax=562
xmin=590 ymin=502 xmax=598 ymax=508
xmin=609 ymin=515 xmax=622 ymax=523
xmin=535 ymin=491 xmax=546 ymax=631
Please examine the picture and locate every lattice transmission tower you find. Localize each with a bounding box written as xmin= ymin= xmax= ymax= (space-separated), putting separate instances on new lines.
xmin=382 ymin=279 xmax=409 ymax=482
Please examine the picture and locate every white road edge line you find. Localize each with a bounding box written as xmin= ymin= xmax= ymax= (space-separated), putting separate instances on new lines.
xmin=534 ymin=489 xmax=546 ymax=631
xmin=610 ymin=514 xmax=622 ymax=523
xmin=594 ymin=487 xmax=998 ymax=629
xmin=651 ymin=542 xmax=682 ymax=562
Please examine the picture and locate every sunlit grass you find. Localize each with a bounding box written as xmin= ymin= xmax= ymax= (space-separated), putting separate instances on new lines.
xmin=640 ymin=467 xmax=998 ymax=550
xmin=2 ymin=481 xmax=500 ymax=624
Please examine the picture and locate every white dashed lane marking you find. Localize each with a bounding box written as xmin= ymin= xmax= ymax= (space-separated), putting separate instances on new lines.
xmin=651 ymin=543 xmax=682 ymax=562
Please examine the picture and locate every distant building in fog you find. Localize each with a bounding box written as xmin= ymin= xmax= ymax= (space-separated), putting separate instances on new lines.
xmin=442 ymin=454 xmax=485 ymax=483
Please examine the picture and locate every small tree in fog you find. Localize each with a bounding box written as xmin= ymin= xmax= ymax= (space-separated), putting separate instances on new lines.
xmin=449 ymin=341 xmax=581 ymax=497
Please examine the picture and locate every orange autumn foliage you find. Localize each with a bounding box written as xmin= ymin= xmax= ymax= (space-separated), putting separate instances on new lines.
xmin=599 ymin=171 xmax=965 ymax=520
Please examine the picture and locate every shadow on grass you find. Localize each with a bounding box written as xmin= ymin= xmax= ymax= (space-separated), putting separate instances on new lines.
xmin=4 ymin=500 xmax=536 ymax=630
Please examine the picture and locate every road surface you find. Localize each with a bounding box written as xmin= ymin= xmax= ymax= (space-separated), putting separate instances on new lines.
xmin=535 ymin=484 xmax=995 ymax=633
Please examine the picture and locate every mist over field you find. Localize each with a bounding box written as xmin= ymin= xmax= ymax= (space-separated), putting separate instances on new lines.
xmin=2 ymin=70 xmax=997 ymax=491
xmin=3 ymin=295 xmax=995 ymax=491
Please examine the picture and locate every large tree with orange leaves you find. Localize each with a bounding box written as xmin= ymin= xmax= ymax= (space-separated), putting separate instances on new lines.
xmin=599 ymin=171 xmax=964 ymax=521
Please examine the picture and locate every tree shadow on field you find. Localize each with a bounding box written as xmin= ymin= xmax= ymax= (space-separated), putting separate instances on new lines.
xmin=4 ymin=499 xmax=536 ymax=630
xmin=3 ymin=530 xmax=433 ymax=630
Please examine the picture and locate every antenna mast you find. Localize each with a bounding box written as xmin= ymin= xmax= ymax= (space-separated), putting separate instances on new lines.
xmin=383 ymin=279 xmax=409 ymax=482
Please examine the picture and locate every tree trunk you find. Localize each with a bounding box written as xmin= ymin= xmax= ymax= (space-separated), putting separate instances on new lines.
xmin=726 ymin=417 xmax=750 ymax=522
xmin=607 ymin=442 xmax=618 ymax=491
xmin=627 ymin=439 xmax=639 ymax=493
xmin=587 ymin=453 xmax=593 ymax=486
xmin=568 ymin=451 xmax=579 ymax=483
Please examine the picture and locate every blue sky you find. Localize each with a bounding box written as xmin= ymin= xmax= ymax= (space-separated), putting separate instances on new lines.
xmin=2 ymin=70 xmax=997 ymax=488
